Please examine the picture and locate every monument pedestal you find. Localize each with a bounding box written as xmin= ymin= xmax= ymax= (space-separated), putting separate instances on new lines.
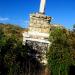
xmin=23 ymin=13 xmax=51 ymax=44
xmin=22 ymin=13 xmax=51 ymax=65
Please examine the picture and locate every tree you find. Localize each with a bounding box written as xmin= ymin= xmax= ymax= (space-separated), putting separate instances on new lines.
xmin=0 ymin=28 xmax=8 ymax=75
xmin=73 ymin=24 xmax=75 ymax=32
xmin=3 ymin=37 xmax=28 ymax=75
xmin=47 ymin=28 xmax=73 ymax=75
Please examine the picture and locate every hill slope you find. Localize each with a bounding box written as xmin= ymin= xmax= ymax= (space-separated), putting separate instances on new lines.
xmin=0 ymin=23 xmax=25 ymax=41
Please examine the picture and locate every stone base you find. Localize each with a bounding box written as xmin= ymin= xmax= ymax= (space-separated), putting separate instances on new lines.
xmin=25 ymin=40 xmax=49 ymax=65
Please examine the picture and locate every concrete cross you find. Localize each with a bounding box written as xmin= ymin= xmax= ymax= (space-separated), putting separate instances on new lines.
xmin=39 ymin=0 xmax=46 ymax=14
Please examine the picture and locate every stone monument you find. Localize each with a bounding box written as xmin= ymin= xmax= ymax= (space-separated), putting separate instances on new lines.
xmin=22 ymin=0 xmax=51 ymax=65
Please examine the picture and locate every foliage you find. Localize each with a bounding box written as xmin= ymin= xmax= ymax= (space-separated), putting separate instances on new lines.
xmin=0 ymin=24 xmax=27 ymax=75
xmin=1 ymin=23 xmax=75 ymax=75
xmin=0 ymin=23 xmax=42 ymax=75
xmin=73 ymin=24 xmax=75 ymax=32
xmin=47 ymin=28 xmax=75 ymax=75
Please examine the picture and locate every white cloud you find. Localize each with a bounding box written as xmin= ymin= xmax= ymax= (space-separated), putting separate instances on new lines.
xmin=0 ymin=17 xmax=9 ymax=21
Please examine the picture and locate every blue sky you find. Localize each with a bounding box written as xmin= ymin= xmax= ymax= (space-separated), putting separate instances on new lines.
xmin=0 ymin=0 xmax=75 ymax=29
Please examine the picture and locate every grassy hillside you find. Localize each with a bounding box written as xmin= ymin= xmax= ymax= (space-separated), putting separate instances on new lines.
xmin=0 ymin=23 xmax=25 ymax=41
